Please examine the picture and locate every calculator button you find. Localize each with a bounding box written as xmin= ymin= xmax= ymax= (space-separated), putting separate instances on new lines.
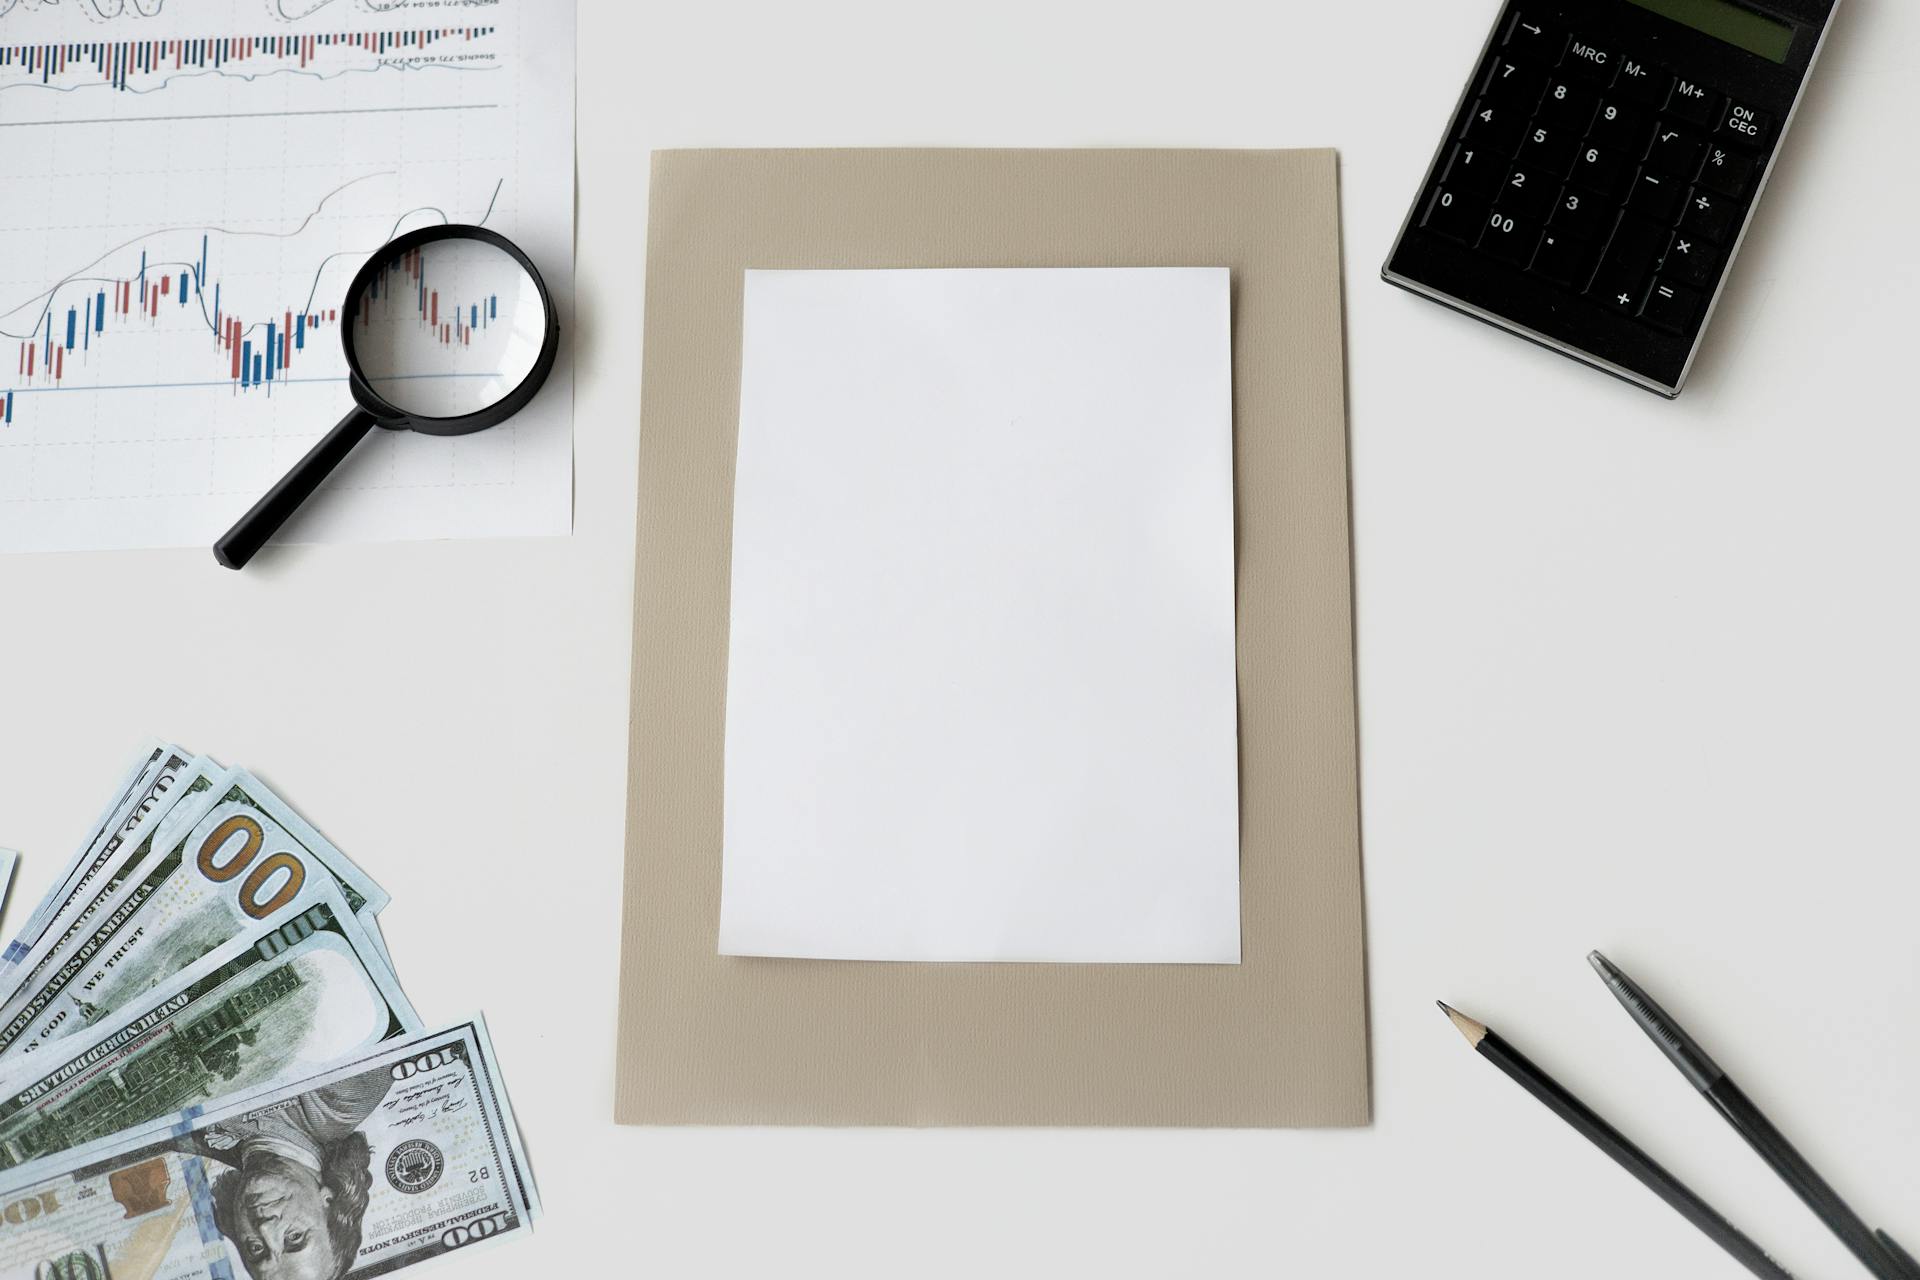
xmin=1568 ymin=142 xmax=1630 ymax=198
xmin=1679 ymin=188 xmax=1741 ymax=243
xmin=1461 ymin=99 xmax=1527 ymax=152
xmin=1477 ymin=209 xmax=1540 ymax=266
xmin=1612 ymin=56 xmax=1667 ymax=106
xmin=1497 ymin=164 xmax=1559 ymax=221
xmin=1588 ymin=100 xmax=1656 ymax=156
xmin=1594 ymin=274 xmax=1653 ymax=314
xmin=1538 ymin=77 xmax=1601 ymax=132
xmin=1516 ymin=123 xmax=1580 ymax=178
xmin=1549 ymin=186 xmax=1611 ymax=240
xmin=1665 ymin=77 xmax=1722 ymax=128
xmin=1658 ymin=232 xmax=1718 ymax=288
xmin=1627 ymin=168 xmax=1689 ymax=224
xmin=1421 ymin=187 xmax=1487 ymax=244
xmin=1440 ymin=142 xmax=1503 ymax=193
xmin=1646 ymin=125 xmax=1708 ymax=177
xmin=1504 ymin=13 xmax=1566 ymax=58
xmin=1529 ymin=231 xmax=1597 ymax=288
xmin=1698 ymin=145 xmax=1758 ymax=197
xmin=1560 ymin=35 xmax=1617 ymax=82
xmin=1479 ymin=55 xmax=1549 ymax=109
xmin=1589 ymin=214 xmax=1667 ymax=308
xmin=1716 ymin=99 xmax=1774 ymax=147
xmin=1641 ymin=279 xmax=1704 ymax=333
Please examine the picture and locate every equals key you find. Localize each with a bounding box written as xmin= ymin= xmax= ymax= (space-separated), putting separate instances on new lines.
xmin=1642 ymin=279 xmax=1704 ymax=333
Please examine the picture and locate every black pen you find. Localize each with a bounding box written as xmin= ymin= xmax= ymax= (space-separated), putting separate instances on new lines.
xmin=1590 ymin=952 xmax=1913 ymax=1280
xmin=1878 ymin=1232 xmax=1920 ymax=1280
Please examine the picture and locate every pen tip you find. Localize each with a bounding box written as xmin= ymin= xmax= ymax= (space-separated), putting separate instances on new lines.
xmin=1588 ymin=950 xmax=1617 ymax=979
xmin=1437 ymin=1001 xmax=1488 ymax=1047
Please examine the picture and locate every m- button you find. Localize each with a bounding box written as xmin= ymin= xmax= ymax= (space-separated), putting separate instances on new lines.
xmin=1613 ymin=56 xmax=1666 ymax=105
xmin=1562 ymin=35 xmax=1615 ymax=81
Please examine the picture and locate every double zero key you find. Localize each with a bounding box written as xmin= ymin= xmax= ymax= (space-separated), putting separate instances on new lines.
xmin=1479 ymin=207 xmax=1539 ymax=267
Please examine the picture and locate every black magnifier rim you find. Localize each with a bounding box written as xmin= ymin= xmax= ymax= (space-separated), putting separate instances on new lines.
xmin=339 ymin=223 xmax=559 ymax=438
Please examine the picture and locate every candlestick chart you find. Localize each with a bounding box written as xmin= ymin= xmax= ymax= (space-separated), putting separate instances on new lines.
xmin=0 ymin=0 xmax=574 ymax=552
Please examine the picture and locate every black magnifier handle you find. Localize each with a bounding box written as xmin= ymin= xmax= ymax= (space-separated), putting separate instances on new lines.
xmin=214 ymin=407 xmax=377 ymax=570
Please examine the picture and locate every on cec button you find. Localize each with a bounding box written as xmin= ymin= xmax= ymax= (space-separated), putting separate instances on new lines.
xmin=1717 ymin=100 xmax=1774 ymax=146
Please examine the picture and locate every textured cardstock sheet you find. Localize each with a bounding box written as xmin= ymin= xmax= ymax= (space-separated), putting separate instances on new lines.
xmin=617 ymin=148 xmax=1367 ymax=1126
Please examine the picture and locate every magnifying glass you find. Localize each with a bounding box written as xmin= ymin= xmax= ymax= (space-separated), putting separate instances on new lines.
xmin=214 ymin=224 xmax=559 ymax=570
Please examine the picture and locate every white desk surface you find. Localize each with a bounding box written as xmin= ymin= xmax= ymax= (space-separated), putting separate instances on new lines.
xmin=1 ymin=1 xmax=1914 ymax=1276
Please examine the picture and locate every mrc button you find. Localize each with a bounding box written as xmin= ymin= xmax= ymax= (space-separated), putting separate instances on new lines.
xmin=1717 ymin=100 xmax=1774 ymax=146
xmin=1562 ymin=35 xmax=1615 ymax=79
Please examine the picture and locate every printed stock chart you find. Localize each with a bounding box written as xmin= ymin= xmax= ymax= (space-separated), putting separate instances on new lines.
xmin=0 ymin=0 xmax=574 ymax=552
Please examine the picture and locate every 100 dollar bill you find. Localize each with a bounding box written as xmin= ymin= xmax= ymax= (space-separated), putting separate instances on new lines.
xmin=0 ymin=773 xmax=389 ymax=1060
xmin=0 ymin=746 xmax=204 ymax=972
xmin=4 ymin=743 xmax=166 ymax=966
xmin=0 ymin=889 xmax=419 ymax=1175
xmin=0 ymin=762 xmax=230 ymax=1025
xmin=0 ymin=1020 xmax=537 ymax=1280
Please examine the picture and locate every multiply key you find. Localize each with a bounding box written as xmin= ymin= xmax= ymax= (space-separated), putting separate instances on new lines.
xmin=1658 ymin=232 xmax=1717 ymax=288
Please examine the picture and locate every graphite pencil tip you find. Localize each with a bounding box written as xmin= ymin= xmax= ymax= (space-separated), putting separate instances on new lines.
xmin=1437 ymin=1001 xmax=1488 ymax=1047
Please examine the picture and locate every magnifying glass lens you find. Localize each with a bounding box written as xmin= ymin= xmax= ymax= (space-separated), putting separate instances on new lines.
xmin=347 ymin=236 xmax=549 ymax=419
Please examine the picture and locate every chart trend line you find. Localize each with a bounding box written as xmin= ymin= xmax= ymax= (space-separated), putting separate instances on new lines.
xmin=0 ymin=0 xmax=572 ymax=556
xmin=0 ymin=26 xmax=496 ymax=93
xmin=0 ymin=177 xmax=507 ymax=426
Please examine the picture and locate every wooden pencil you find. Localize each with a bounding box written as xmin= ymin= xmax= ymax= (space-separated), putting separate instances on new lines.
xmin=1439 ymin=1001 xmax=1794 ymax=1280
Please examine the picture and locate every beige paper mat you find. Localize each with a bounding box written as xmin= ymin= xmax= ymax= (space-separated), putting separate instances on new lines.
xmin=616 ymin=148 xmax=1368 ymax=1126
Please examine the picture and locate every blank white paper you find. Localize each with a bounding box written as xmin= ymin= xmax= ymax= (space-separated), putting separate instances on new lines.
xmin=719 ymin=268 xmax=1240 ymax=964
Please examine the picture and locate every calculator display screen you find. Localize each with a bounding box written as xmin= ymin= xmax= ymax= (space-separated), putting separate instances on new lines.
xmin=1625 ymin=0 xmax=1795 ymax=63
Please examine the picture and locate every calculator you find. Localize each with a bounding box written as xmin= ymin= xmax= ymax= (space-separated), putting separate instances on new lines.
xmin=1382 ymin=0 xmax=1839 ymax=397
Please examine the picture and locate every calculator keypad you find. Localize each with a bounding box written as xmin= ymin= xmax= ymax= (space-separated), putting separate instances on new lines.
xmin=1425 ymin=12 xmax=1772 ymax=336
